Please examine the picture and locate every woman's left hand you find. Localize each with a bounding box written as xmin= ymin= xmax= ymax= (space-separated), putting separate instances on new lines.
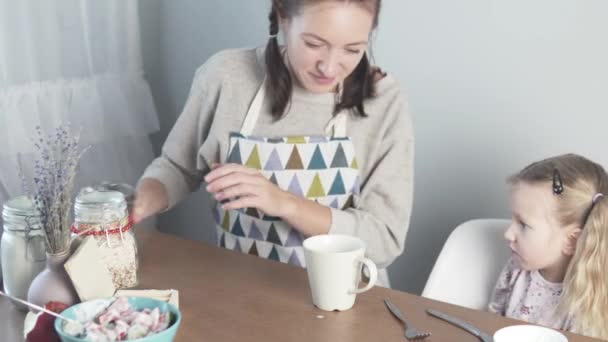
xmin=204 ymin=163 xmax=295 ymax=218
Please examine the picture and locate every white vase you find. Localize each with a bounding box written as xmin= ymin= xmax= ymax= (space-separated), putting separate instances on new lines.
xmin=27 ymin=249 xmax=80 ymax=310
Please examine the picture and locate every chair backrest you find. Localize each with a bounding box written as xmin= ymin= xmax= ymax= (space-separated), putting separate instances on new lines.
xmin=421 ymin=219 xmax=511 ymax=310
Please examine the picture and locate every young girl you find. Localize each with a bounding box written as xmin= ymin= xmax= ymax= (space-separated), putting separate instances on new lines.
xmin=133 ymin=0 xmax=413 ymax=287
xmin=489 ymin=153 xmax=608 ymax=339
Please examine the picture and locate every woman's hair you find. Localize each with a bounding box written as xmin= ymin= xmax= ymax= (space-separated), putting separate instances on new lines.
xmin=265 ymin=0 xmax=382 ymax=120
xmin=509 ymin=153 xmax=608 ymax=339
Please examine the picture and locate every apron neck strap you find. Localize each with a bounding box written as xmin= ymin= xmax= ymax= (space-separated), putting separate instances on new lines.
xmin=239 ymin=76 xmax=349 ymax=138
xmin=324 ymin=111 xmax=348 ymax=138
xmin=240 ymin=77 xmax=267 ymax=136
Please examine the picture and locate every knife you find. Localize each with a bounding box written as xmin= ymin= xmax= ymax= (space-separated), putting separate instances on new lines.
xmin=427 ymin=309 xmax=494 ymax=342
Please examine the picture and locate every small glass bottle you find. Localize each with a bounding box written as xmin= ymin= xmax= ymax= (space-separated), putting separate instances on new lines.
xmin=72 ymin=189 xmax=138 ymax=289
xmin=1 ymin=196 xmax=46 ymax=311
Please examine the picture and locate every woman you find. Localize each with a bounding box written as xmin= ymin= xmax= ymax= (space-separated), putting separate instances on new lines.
xmin=133 ymin=0 xmax=413 ymax=287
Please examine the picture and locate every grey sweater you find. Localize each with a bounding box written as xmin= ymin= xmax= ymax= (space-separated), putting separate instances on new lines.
xmin=142 ymin=47 xmax=414 ymax=270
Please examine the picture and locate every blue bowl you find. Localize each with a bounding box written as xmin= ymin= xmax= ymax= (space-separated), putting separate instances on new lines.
xmin=54 ymin=297 xmax=181 ymax=342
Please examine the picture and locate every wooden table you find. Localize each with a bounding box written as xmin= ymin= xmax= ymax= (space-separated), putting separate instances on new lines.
xmin=1 ymin=230 xmax=601 ymax=341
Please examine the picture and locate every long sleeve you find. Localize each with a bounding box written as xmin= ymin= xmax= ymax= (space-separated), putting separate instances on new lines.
xmin=488 ymin=258 xmax=516 ymax=315
xmin=328 ymin=90 xmax=414 ymax=269
xmin=140 ymin=65 xmax=217 ymax=209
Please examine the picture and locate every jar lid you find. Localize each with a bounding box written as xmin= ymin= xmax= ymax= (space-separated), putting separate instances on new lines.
xmin=96 ymin=183 xmax=134 ymax=202
xmin=2 ymin=196 xmax=41 ymax=218
xmin=2 ymin=196 xmax=43 ymax=231
xmin=75 ymin=190 xmax=126 ymax=207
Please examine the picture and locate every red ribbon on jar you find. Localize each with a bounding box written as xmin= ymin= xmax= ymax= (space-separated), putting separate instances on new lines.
xmin=70 ymin=216 xmax=134 ymax=237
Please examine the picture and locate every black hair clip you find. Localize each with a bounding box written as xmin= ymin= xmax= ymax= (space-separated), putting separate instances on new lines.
xmin=553 ymin=169 xmax=564 ymax=194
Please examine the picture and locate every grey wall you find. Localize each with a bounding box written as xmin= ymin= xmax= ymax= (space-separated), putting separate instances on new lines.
xmin=140 ymin=0 xmax=608 ymax=294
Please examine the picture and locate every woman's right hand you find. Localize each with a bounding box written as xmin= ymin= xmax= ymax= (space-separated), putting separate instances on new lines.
xmin=132 ymin=178 xmax=169 ymax=223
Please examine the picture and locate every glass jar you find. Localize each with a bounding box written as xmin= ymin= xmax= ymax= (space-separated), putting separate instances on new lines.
xmin=1 ymin=196 xmax=46 ymax=310
xmin=72 ymin=189 xmax=138 ymax=289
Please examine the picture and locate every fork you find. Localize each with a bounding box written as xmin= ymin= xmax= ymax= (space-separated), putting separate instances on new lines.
xmin=384 ymin=299 xmax=431 ymax=340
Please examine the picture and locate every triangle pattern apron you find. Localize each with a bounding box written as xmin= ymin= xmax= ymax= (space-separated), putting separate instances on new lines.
xmin=213 ymin=77 xmax=360 ymax=267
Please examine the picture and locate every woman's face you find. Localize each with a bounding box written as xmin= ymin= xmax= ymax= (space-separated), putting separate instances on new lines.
xmin=280 ymin=2 xmax=374 ymax=93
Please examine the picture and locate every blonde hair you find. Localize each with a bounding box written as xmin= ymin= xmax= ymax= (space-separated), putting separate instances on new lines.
xmin=509 ymin=153 xmax=608 ymax=339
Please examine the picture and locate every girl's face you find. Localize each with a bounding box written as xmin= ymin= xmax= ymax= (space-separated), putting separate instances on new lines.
xmin=504 ymin=182 xmax=571 ymax=273
xmin=280 ymin=2 xmax=374 ymax=93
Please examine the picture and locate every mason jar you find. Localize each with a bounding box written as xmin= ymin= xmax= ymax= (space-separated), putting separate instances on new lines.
xmin=1 ymin=196 xmax=47 ymax=311
xmin=72 ymin=189 xmax=138 ymax=289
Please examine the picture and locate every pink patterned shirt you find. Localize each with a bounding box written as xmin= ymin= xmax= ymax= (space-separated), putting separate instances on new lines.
xmin=488 ymin=257 xmax=574 ymax=331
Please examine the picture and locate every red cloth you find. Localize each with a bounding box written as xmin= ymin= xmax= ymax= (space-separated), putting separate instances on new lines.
xmin=26 ymin=302 xmax=69 ymax=342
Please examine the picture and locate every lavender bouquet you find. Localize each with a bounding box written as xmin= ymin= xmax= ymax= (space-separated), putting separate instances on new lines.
xmin=19 ymin=124 xmax=89 ymax=254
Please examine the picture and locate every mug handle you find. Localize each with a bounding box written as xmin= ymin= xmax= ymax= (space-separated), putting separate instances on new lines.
xmin=349 ymin=257 xmax=378 ymax=294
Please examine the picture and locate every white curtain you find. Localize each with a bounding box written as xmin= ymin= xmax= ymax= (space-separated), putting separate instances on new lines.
xmin=0 ymin=0 xmax=158 ymax=204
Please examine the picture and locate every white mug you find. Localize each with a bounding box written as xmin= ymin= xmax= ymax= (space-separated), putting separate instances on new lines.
xmin=303 ymin=234 xmax=378 ymax=311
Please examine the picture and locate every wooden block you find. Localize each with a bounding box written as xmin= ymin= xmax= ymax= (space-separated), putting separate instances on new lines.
xmin=64 ymin=237 xmax=116 ymax=301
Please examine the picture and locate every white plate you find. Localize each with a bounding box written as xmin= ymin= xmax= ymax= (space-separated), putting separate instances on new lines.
xmin=494 ymin=325 xmax=568 ymax=342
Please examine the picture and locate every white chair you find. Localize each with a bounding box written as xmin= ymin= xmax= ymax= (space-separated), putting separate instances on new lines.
xmin=422 ymin=219 xmax=512 ymax=310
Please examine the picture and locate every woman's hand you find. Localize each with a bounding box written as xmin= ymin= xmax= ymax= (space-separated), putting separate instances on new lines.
xmin=205 ymin=163 xmax=296 ymax=218
xmin=132 ymin=178 xmax=170 ymax=223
